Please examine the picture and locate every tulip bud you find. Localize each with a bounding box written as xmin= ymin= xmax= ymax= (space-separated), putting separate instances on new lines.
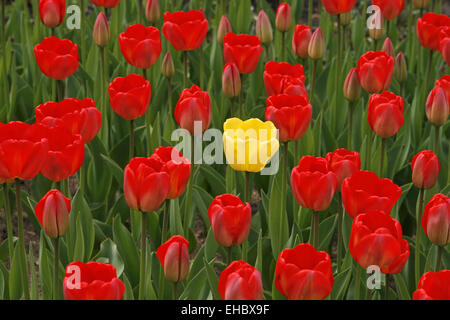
xmin=34 ymin=189 xmax=71 ymax=238
xmin=292 ymin=25 xmax=312 ymax=58
xmin=413 ymin=0 xmax=431 ymax=9
xmin=156 ymin=235 xmax=190 ymax=282
xmin=93 ymin=12 xmax=110 ymax=47
xmin=422 ymin=194 xmax=450 ymax=247
xmin=256 ymin=10 xmax=273 ymax=44
xmin=162 ymin=51 xmax=175 ymax=78
xmin=395 ymin=52 xmax=407 ymax=83
xmin=343 ymin=68 xmax=361 ymax=101
xmin=340 ymin=11 xmax=352 ymax=26
xmin=382 ymin=37 xmax=395 ymax=58
xmin=411 ymin=150 xmax=440 ymax=189
xmin=426 ymin=87 xmax=450 ymax=126
xmin=369 ymin=14 xmax=384 ymax=40
xmin=39 ymin=0 xmax=66 ymax=28
xmin=308 ymin=27 xmax=325 ymax=60
xmin=217 ymin=16 xmax=232 ymax=45
xmin=145 ymin=0 xmax=160 ymax=23
xmin=275 ymin=2 xmax=292 ymax=32
xmin=222 ymin=63 xmax=241 ymax=98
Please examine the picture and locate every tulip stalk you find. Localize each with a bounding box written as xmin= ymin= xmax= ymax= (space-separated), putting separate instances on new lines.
xmin=15 ymin=179 xmax=30 ymax=300
xmin=80 ymin=0 xmax=86 ymax=63
xmin=100 ymin=46 xmax=107 ymax=144
xmin=3 ymin=183 xmax=13 ymax=262
xmin=313 ymin=211 xmax=319 ymax=248
xmin=415 ymin=187 xmax=425 ymax=286
xmin=53 ymin=236 xmax=60 ymax=300
xmin=435 ymin=245 xmax=443 ymax=271
xmin=139 ymin=211 xmax=147 ymax=300
xmin=308 ymin=0 xmax=313 ymax=26
xmin=281 ymin=31 xmax=286 ymax=61
xmin=138 ymin=0 xmax=143 ymax=24
xmin=380 ymin=138 xmax=386 ymax=177
xmin=347 ymin=101 xmax=355 ymax=150
xmin=143 ymin=68 xmax=152 ymax=154
xmin=433 ymin=125 xmax=439 ymax=155
xmin=162 ymin=200 xmax=169 ymax=243
xmin=129 ymin=120 xmax=135 ymax=159
xmin=337 ymin=194 xmax=344 ymax=273
xmin=354 ymin=264 xmax=362 ymax=300
xmin=310 ymin=60 xmax=318 ymax=105
xmin=183 ymin=51 xmax=188 ymax=88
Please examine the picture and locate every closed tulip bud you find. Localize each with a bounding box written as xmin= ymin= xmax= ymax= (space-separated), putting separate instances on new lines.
xmin=340 ymin=11 xmax=352 ymax=26
xmin=256 ymin=10 xmax=273 ymax=44
xmin=413 ymin=0 xmax=431 ymax=9
xmin=93 ymin=12 xmax=110 ymax=47
xmin=222 ymin=63 xmax=241 ymax=98
xmin=411 ymin=150 xmax=440 ymax=189
xmin=39 ymin=0 xmax=66 ymax=28
xmin=145 ymin=0 xmax=160 ymax=23
xmin=343 ymin=68 xmax=361 ymax=101
xmin=382 ymin=37 xmax=395 ymax=57
xmin=157 ymin=236 xmax=190 ymax=282
xmin=275 ymin=2 xmax=292 ymax=32
xmin=308 ymin=27 xmax=325 ymax=60
xmin=395 ymin=52 xmax=407 ymax=83
xmin=35 ymin=189 xmax=71 ymax=238
xmin=421 ymin=194 xmax=450 ymax=246
xmin=162 ymin=52 xmax=175 ymax=78
xmin=369 ymin=14 xmax=384 ymax=40
xmin=426 ymin=87 xmax=449 ymax=126
xmin=217 ymin=16 xmax=232 ymax=45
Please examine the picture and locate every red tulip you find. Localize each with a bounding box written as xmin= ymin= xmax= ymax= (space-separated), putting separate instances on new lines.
xmin=150 ymin=146 xmax=191 ymax=199
xmin=341 ymin=170 xmax=402 ymax=218
xmin=89 ymin=0 xmax=120 ymax=8
xmin=174 ymin=85 xmax=211 ymax=135
xmin=440 ymin=27 xmax=450 ymax=66
xmin=426 ymin=86 xmax=449 ymax=126
xmin=291 ymin=156 xmax=337 ymax=212
xmin=422 ymin=194 xmax=450 ymax=246
xmin=275 ymin=243 xmax=334 ymax=300
xmin=208 ymin=194 xmax=251 ymax=247
xmin=265 ymin=94 xmax=312 ymax=142
xmin=382 ymin=37 xmax=395 ymax=57
xmin=368 ymin=91 xmax=404 ymax=138
xmin=435 ymin=75 xmax=450 ymax=106
xmin=119 ymin=24 xmax=161 ymax=69
xmin=34 ymin=37 xmax=79 ymax=80
xmin=35 ymin=98 xmax=102 ymax=143
xmin=292 ymin=25 xmax=312 ymax=59
xmin=256 ymin=10 xmax=273 ymax=44
xmin=417 ymin=13 xmax=450 ymax=51
xmin=263 ymin=61 xmax=307 ymax=98
xmin=39 ymin=125 xmax=85 ymax=182
xmin=217 ymin=16 xmax=232 ymax=45
xmin=162 ymin=10 xmax=208 ymax=51
xmin=275 ymin=2 xmax=292 ymax=32
xmin=38 ymin=0 xmax=65 ymax=28
xmin=0 ymin=122 xmax=48 ymax=183
xmin=157 ymin=235 xmax=190 ymax=282
xmin=108 ymin=74 xmax=151 ymax=121
xmin=222 ymin=63 xmax=241 ymax=98
xmin=35 ymin=189 xmax=70 ymax=238
xmin=325 ymin=148 xmax=361 ymax=191
xmin=356 ymin=51 xmax=394 ymax=93
xmin=413 ymin=270 xmax=450 ymax=300
xmin=93 ymin=12 xmax=110 ymax=47
xmin=372 ymin=0 xmax=405 ymax=21
xmin=411 ymin=150 xmax=440 ymax=189
xmin=223 ymin=33 xmax=263 ymax=74
xmin=343 ymin=68 xmax=362 ymax=101
xmin=63 ymin=261 xmax=125 ymax=300
xmin=218 ymin=260 xmax=263 ymax=300
xmin=320 ymin=0 xmax=357 ymax=15
xmin=349 ymin=210 xmax=409 ymax=274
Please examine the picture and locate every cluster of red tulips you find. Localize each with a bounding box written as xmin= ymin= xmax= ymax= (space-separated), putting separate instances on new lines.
xmin=0 ymin=0 xmax=448 ymax=301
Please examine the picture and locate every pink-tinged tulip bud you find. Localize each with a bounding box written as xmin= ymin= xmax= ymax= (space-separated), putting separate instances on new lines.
xmin=369 ymin=14 xmax=384 ymax=40
xmin=426 ymin=87 xmax=450 ymax=126
xmin=292 ymin=25 xmax=312 ymax=58
xmin=145 ymin=0 xmax=160 ymax=23
xmin=93 ymin=12 xmax=110 ymax=47
xmin=411 ymin=150 xmax=440 ymax=189
xmin=217 ymin=16 xmax=232 ymax=45
xmin=422 ymin=194 xmax=450 ymax=246
xmin=157 ymin=235 xmax=190 ymax=282
xmin=343 ymin=68 xmax=361 ymax=101
xmin=222 ymin=63 xmax=241 ymax=98
xmin=34 ymin=189 xmax=71 ymax=238
xmin=256 ymin=10 xmax=273 ymax=44
xmin=413 ymin=0 xmax=431 ymax=9
xmin=39 ymin=0 xmax=66 ymax=28
xmin=162 ymin=51 xmax=175 ymax=78
xmin=395 ymin=52 xmax=407 ymax=83
xmin=382 ymin=37 xmax=395 ymax=58
xmin=308 ymin=27 xmax=325 ymax=60
xmin=340 ymin=11 xmax=352 ymax=26
xmin=275 ymin=2 xmax=292 ymax=32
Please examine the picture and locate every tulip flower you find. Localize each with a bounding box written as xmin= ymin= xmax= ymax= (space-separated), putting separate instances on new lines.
xmin=439 ymin=27 xmax=450 ymax=66
xmin=208 ymin=194 xmax=251 ymax=248
xmin=350 ymin=210 xmax=410 ymax=274
xmin=395 ymin=52 xmax=407 ymax=83
xmin=217 ymin=16 xmax=232 ymax=45
xmin=223 ymin=33 xmax=263 ymax=75
xmin=222 ymin=63 xmax=241 ymax=99
xmin=413 ymin=270 xmax=450 ymax=300
xmin=38 ymin=0 xmax=66 ymax=28
xmin=292 ymin=25 xmax=312 ymax=59
xmin=218 ymin=260 xmax=263 ymax=300
xmin=343 ymin=68 xmax=361 ymax=102
xmin=422 ymin=194 xmax=450 ymax=247
xmin=382 ymin=37 xmax=395 ymax=57
xmin=368 ymin=91 xmax=404 ymax=139
xmin=162 ymin=10 xmax=208 ymax=52
xmin=372 ymin=0 xmax=405 ymax=21
xmin=308 ymin=27 xmax=325 ymax=60
xmin=34 ymin=37 xmax=79 ymax=80
xmin=89 ymin=0 xmax=120 ymax=8
xmin=325 ymin=149 xmax=361 ymax=191
xmin=275 ymin=3 xmax=292 ymax=32
xmin=356 ymin=51 xmax=394 ymax=93
xmin=108 ymin=74 xmax=151 ymax=121
xmin=35 ymin=189 xmax=70 ymax=238
xmin=174 ymin=85 xmax=211 ymax=135
xmin=426 ymin=86 xmax=449 ymax=127
xmin=416 ymin=13 xmax=450 ymax=51
xmin=63 ymin=261 xmax=125 ymax=300
xmin=157 ymin=235 xmax=190 ymax=283
xmin=275 ymin=243 xmax=334 ymax=300
xmin=256 ymin=10 xmax=273 ymax=45
xmin=93 ymin=12 xmax=110 ymax=47
xmin=435 ymin=75 xmax=450 ymax=106
xmin=145 ymin=0 xmax=160 ymax=24
xmin=413 ymin=0 xmax=431 ymax=9
xmin=162 ymin=51 xmax=175 ymax=78
xmin=265 ymin=94 xmax=312 ymax=142
xmin=222 ymin=118 xmax=279 ymax=173
xmin=341 ymin=170 xmax=402 ymax=218
xmin=320 ymin=0 xmax=357 ymax=15
xmin=119 ymin=24 xmax=161 ymax=69
xmin=263 ymin=61 xmax=307 ymax=98
xmin=411 ymin=151 xmax=440 ymax=190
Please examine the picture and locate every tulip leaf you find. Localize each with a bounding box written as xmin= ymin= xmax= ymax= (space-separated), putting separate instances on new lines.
xmin=169 ymin=198 xmax=184 ymax=237
xmin=100 ymin=153 xmax=124 ymax=187
xmin=28 ymin=242 xmax=39 ymax=300
xmin=93 ymin=239 xmax=125 ymax=278
xmin=70 ymin=189 xmax=95 ymax=262
xmin=331 ymin=267 xmax=352 ymax=300
xmin=72 ymin=216 xmax=85 ymax=262
xmin=38 ymin=230 xmax=52 ymax=300
xmin=0 ymin=262 xmax=4 ymax=299
xmin=394 ymin=273 xmax=411 ymax=300
xmin=8 ymin=244 xmax=22 ymax=300
xmin=204 ymin=227 xmax=219 ymax=262
xmin=203 ymin=257 xmax=221 ymax=300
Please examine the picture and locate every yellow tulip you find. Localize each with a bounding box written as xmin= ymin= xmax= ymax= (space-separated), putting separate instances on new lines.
xmin=223 ymin=118 xmax=279 ymax=172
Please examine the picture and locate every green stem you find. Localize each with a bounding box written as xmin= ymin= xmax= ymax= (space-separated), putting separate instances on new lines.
xmin=62 ymin=178 xmax=70 ymax=198
xmin=384 ymin=274 xmax=390 ymax=300
xmin=79 ymin=156 xmax=86 ymax=195
xmin=139 ymin=212 xmax=147 ymax=300
xmin=310 ymin=60 xmax=318 ymax=106
xmin=281 ymin=31 xmax=286 ymax=62
xmin=183 ymin=51 xmax=188 ymax=88
xmin=308 ymin=0 xmax=312 ymax=26
xmin=415 ymin=187 xmax=424 ymax=287
xmin=3 ymin=183 xmax=13 ymax=262
xmin=362 ymin=0 xmax=368 ymax=36
xmin=425 ymin=50 xmax=433 ymax=92
xmin=100 ymin=46 xmax=107 ymax=145
xmin=80 ymin=0 xmax=86 ymax=63
xmin=162 ymin=200 xmax=169 ymax=243
xmin=313 ymin=211 xmax=319 ymax=248
xmin=365 ymin=131 xmax=373 ymax=170
xmin=348 ymin=101 xmax=354 ymax=150
xmin=1 ymin=0 xmax=8 ymax=121
xmin=380 ymin=138 xmax=386 ymax=177
xmin=229 ymin=98 xmax=235 ymax=118
xmin=245 ymin=171 xmax=251 ymax=204
xmin=53 ymin=236 xmax=60 ymax=300
xmin=354 ymin=264 xmax=361 ymax=300
xmin=200 ymin=44 xmax=204 ymax=89
xmin=435 ymin=245 xmax=443 ymax=272
xmin=239 ymin=74 xmax=244 ymax=118
xmin=337 ymin=194 xmax=344 ymax=273
xmin=336 ymin=15 xmax=342 ymax=104
xmin=129 ymin=119 xmax=135 ymax=159
xmin=143 ymin=68 xmax=152 ymax=155
xmin=137 ymin=0 xmax=143 ymax=24
xmin=173 ymin=282 xmax=178 ymax=300
xmin=15 ymin=179 xmax=30 ymax=300
xmin=433 ymin=125 xmax=439 ymax=155
xmin=184 ymin=136 xmax=195 ymax=236
xmin=227 ymin=246 xmax=232 ymax=265
xmin=167 ymin=78 xmax=173 ymax=119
